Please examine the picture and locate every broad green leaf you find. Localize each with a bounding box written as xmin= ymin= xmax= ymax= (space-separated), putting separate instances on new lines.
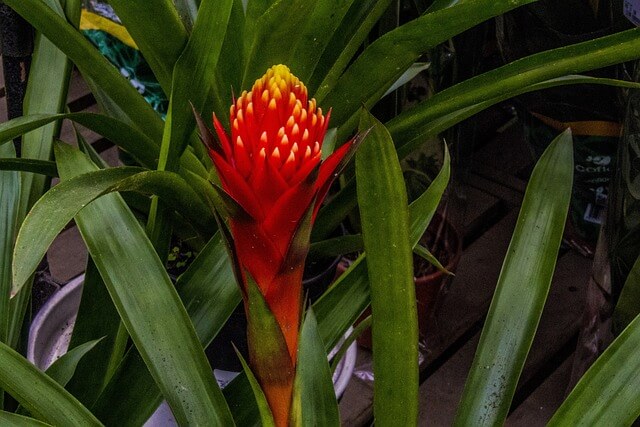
xmin=453 ymin=130 xmax=574 ymax=426
xmin=408 ymin=144 xmax=450 ymax=247
xmin=51 ymin=143 xmax=233 ymax=425
xmin=314 ymin=141 xmax=450 ymax=351
xmin=64 ymin=260 xmax=124 ymax=407
xmin=0 ymin=341 xmax=101 ymax=426
xmin=159 ymin=0 xmax=233 ymax=169
xmin=308 ymin=0 xmax=394 ymax=95
xmin=291 ymin=309 xmax=340 ymax=427
xmin=389 ymin=28 xmax=640 ymax=150
xmin=19 ymin=0 xmax=76 ymax=215
xmin=45 ymin=338 xmax=104 ymax=387
xmin=4 ymin=0 xmax=164 ymax=143
xmin=241 ymin=0 xmax=318 ymax=87
xmin=236 ymin=351 xmax=275 ymax=427
xmin=147 ymin=0 xmax=232 ymax=256
xmin=614 ymin=250 xmax=640 ymax=332
xmin=383 ymin=62 xmax=431 ymax=97
xmin=244 ymin=0 xmax=277 ymax=54
xmin=0 ymin=411 xmax=51 ymax=427
xmin=288 ymin=0 xmax=357 ymax=83
xmin=92 ymin=233 xmax=240 ymax=426
xmin=308 ymin=235 xmax=363 ymax=259
xmin=0 ymin=143 xmax=20 ymax=344
xmin=314 ymin=256 xmax=370 ymax=351
xmin=107 ymin=0 xmax=187 ymax=92
xmin=355 ymin=110 xmax=418 ymax=426
xmin=548 ymin=313 xmax=640 ymax=425
xmin=0 ymin=113 xmax=158 ymax=169
xmin=393 ymin=75 xmax=640 ymax=158
xmin=319 ymin=0 xmax=537 ymax=132
xmin=0 ymin=159 xmax=57 ymax=177
xmin=223 ymin=374 xmax=261 ymax=426
xmin=315 ymin=74 xmax=638 ymax=239
xmin=12 ymin=165 xmax=214 ymax=295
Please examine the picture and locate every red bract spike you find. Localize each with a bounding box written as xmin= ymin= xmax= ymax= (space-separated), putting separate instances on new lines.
xmin=199 ymin=64 xmax=365 ymax=427
xmin=234 ymin=136 xmax=252 ymax=178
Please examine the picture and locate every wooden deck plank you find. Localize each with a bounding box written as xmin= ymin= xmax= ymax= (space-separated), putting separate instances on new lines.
xmin=419 ymin=332 xmax=480 ymax=426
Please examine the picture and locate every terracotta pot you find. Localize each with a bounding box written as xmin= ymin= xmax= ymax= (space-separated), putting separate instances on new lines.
xmin=337 ymin=214 xmax=462 ymax=349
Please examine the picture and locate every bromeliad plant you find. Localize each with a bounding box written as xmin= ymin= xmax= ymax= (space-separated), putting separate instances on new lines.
xmin=2 ymin=0 xmax=640 ymax=426
xmin=199 ymin=64 xmax=362 ymax=424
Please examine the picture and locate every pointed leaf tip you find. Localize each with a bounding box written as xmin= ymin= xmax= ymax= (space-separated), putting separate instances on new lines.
xmin=192 ymin=104 xmax=221 ymax=154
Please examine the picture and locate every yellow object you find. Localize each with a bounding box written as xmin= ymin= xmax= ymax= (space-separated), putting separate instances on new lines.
xmin=79 ymin=9 xmax=138 ymax=50
xmin=531 ymin=112 xmax=621 ymax=137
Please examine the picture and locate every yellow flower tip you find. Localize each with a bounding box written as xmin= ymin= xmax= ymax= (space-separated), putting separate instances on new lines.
xmin=254 ymin=64 xmax=307 ymax=103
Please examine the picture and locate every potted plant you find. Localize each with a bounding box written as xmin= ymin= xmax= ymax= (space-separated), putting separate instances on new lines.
xmin=1 ymin=1 xmax=640 ymax=426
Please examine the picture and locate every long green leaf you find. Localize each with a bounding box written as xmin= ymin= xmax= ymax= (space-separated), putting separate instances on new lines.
xmin=64 ymin=260 xmax=124 ymax=407
xmin=453 ymin=130 xmax=574 ymax=426
xmin=319 ymin=0 xmax=536 ymax=131
xmin=92 ymin=233 xmax=240 ymax=426
xmin=12 ymin=165 xmax=214 ymax=295
xmin=19 ymin=3 xmax=75 ymax=215
xmin=0 ymin=341 xmax=101 ymax=426
xmin=314 ymin=74 xmax=639 ymax=242
xmin=614 ymin=251 xmax=640 ymax=332
xmin=45 ymin=338 xmax=104 ymax=387
xmin=548 ymin=313 xmax=640 ymax=425
xmin=0 ymin=143 xmax=20 ymax=344
xmin=0 ymin=411 xmax=52 ymax=426
xmin=207 ymin=0 xmax=245 ymax=126
xmin=241 ymin=0 xmax=318 ymax=87
xmin=237 ymin=352 xmax=275 ymax=427
xmin=389 ymin=28 xmax=640 ymax=149
xmin=308 ymin=0 xmax=393 ymax=95
xmin=147 ymin=0 xmax=233 ymax=256
xmin=290 ymin=309 xmax=340 ymax=427
xmin=106 ymin=0 xmax=187 ymax=92
xmin=408 ymin=144 xmax=450 ymax=247
xmin=355 ymin=110 xmax=418 ymax=426
xmin=314 ymin=141 xmax=450 ymax=351
xmin=288 ymin=0 xmax=357 ymax=83
xmin=0 ymin=111 xmax=209 ymax=176
xmin=0 ymin=159 xmax=58 ymax=177
xmin=51 ymin=143 xmax=233 ymax=425
xmin=394 ymin=75 xmax=640 ymax=159
xmin=4 ymin=0 xmax=164 ymax=143
xmin=159 ymin=0 xmax=233 ymax=168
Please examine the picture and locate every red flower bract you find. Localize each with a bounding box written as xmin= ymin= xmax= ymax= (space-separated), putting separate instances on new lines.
xmin=200 ymin=65 xmax=360 ymax=426
xmin=204 ymin=65 xmax=358 ymax=363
